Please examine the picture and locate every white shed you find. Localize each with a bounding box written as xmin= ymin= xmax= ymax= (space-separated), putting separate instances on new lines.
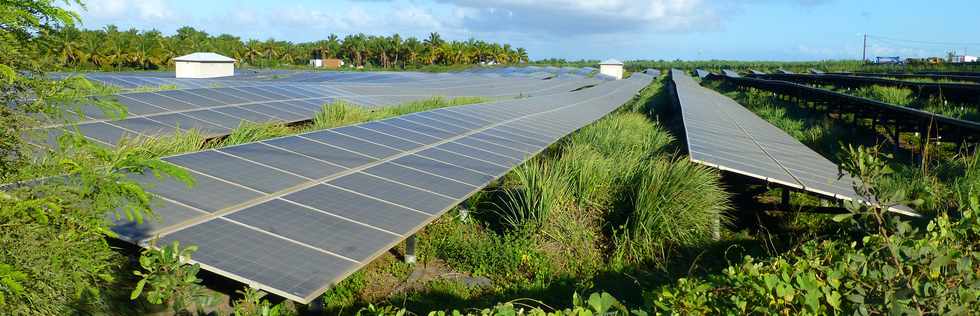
xmin=599 ymin=59 xmax=624 ymax=80
xmin=174 ymin=52 xmax=235 ymax=78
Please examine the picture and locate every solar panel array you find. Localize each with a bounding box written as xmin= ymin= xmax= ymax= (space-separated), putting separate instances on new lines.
xmin=41 ymin=69 xmax=601 ymax=147
xmin=112 ymin=73 xmax=653 ymax=303
xmin=670 ymin=69 xmax=915 ymax=216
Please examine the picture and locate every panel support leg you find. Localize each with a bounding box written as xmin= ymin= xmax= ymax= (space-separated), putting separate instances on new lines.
xmin=782 ymin=188 xmax=791 ymax=207
xmin=892 ymin=123 xmax=900 ymax=153
xmin=711 ymin=215 xmax=721 ymax=241
xmin=404 ymin=234 xmax=417 ymax=264
xmin=919 ymin=124 xmax=928 ymax=167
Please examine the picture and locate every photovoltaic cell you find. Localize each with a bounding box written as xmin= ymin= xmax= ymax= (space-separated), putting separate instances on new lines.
xmin=360 ymin=121 xmax=440 ymax=145
xmin=218 ymin=143 xmax=346 ymax=179
xmin=301 ymin=130 xmax=402 ymax=159
xmin=111 ymin=117 xmax=177 ymax=136
xmin=327 ymin=173 xmax=455 ymax=215
xmin=330 ymin=126 xmax=423 ymax=151
xmin=159 ymin=218 xmax=353 ymax=301
xmin=392 ymin=154 xmax=494 ymax=187
xmin=361 ymin=162 xmax=476 ymax=199
xmin=76 ymin=122 xmax=129 ymax=145
xmin=164 ymin=150 xmax=307 ymax=193
xmin=110 ymin=198 xmax=205 ymax=241
xmin=130 ymin=170 xmax=261 ymax=213
xmin=263 ymin=137 xmax=373 ymax=168
xmin=225 ymin=199 xmax=400 ymax=261
xmin=283 ymin=184 xmax=428 ymax=235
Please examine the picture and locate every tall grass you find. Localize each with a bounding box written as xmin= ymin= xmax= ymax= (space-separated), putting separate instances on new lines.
xmin=556 ymin=143 xmax=617 ymax=209
xmin=567 ymin=112 xmax=673 ymax=161
xmin=217 ymin=121 xmax=294 ymax=147
xmin=310 ymin=96 xmax=490 ymax=130
xmin=493 ymin=159 xmax=569 ymax=230
xmin=116 ymin=129 xmax=208 ymax=160
xmin=852 ymin=85 xmax=913 ymax=106
xmin=613 ymin=158 xmax=731 ymax=265
xmin=310 ymin=100 xmax=378 ymax=130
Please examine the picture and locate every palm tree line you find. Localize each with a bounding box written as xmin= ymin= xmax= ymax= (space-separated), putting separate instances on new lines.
xmin=35 ymin=25 xmax=530 ymax=70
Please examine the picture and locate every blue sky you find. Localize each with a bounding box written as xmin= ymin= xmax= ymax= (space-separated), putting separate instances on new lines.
xmin=66 ymin=0 xmax=980 ymax=61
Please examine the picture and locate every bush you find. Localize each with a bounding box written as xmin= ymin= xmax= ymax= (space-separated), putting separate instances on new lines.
xmin=614 ymin=158 xmax=730 ymax=265
xmin=494 ymin=159 xmax=570 ymax=230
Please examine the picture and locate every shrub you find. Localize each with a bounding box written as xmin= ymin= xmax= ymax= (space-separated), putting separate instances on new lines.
xmin=649 ymin=147 xmax=979 ymax=315
xmin=494 ymin=159 xmax=570 ymax=230
xmin=556 ymin=143 xmax=618 ymax=209
xmin=614 ymin=158 xmax=730 ymax=265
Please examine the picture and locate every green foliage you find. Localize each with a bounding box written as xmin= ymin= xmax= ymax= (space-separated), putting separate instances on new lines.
xmin=852 ymin=85 xmax=914 ymax=106
xmin=0 ymin=263 xmax=27 ymax=305
xmin=311 ymin=97 xmax=489 ymax=131
xmin=420 ymin=215 xmax=550 ymax=286
xmin=494 ymin=159 xmax=570 ymax=230
xmin=30 ymin=23 xmax=528 ymax=70
xmin=614 ymin=158 xmax=730 ymax=265
xmin=131 ymin=240 xmax=216 ymax=314
xmin=359 ymin=292 xmax=646 ymax=316
xmin=232 ymin=287 xmax=296 ymax=316
xmin=648 ymin=147 xmax=980 ymax=315
xmin=219 ymin=121 xmax=294 ymax=147
xmin=0 ymin=3 xmax=192 ymax=314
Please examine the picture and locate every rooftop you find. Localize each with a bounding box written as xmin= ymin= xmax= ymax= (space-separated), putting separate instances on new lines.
xmin=174 ymin=52 xmax=236 ymax=63
xmin=599 ymin=58 xmax=623 ymax=65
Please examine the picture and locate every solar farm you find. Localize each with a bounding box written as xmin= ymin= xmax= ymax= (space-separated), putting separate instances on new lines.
xmin=65 ymin=67 xmax=650 ymax=303
xmin=5 ymin=3 xmax=980 ymax=315
xmin=12 ymin=60 xmax=980 ymax=313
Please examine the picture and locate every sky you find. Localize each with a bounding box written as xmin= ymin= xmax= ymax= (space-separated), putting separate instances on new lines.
xmin=64 ymin=0 xmax=980 ymax=61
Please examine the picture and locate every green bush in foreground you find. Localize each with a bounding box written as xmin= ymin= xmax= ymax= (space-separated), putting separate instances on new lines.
xmin=648 ymin=147 xmax=980 ymax=315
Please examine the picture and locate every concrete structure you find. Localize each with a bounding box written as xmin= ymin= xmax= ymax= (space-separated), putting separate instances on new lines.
xmin=309 ymin=58 xmax=344 ymax=69
xmin=599 ymin=59 xmax=624 ymax=80
xmin=174 ymin=52 xmax=235 ymax=78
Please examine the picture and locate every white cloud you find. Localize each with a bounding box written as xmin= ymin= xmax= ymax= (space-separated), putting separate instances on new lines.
xmin=444 ymin=0 xmax=725 ymax=35
xmin=70 ymin=0 xmax=176 ymax=26
xmin=134 ymin=0 xmax=174 ymax=21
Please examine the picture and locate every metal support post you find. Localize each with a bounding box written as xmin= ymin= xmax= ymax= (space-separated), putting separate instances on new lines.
xmin=404 ymin=234 xmax=417 ymax=264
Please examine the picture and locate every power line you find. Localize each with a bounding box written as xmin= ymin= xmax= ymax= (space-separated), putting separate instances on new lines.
xmin=867 ymin=34 xmax=980 ymax=47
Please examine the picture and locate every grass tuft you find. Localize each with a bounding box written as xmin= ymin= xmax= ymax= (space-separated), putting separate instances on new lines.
xmin=614 ymin=158 xmax=731 ymax=265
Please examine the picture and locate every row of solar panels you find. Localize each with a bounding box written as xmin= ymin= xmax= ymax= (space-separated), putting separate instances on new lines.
xmin=714 ymin=74 xmax=980 ymax=144
xmin=670 ymin=69 xmax=915 ymax=216
xmin=113 ymin=74 xmax=653 ymax=303
xmin=746 ymin=72 xmax=980 ymax=104
xmin=38 ymin=73 xmax=600 ymax=147
xmin=57 ymin=65 xmax=593 ymax=90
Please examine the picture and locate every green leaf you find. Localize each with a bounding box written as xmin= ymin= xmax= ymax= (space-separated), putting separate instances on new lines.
xmin=832 ymin=213 xmax=855 ymax=223
xmin=131 ymin=279 xmax=146 ymax=300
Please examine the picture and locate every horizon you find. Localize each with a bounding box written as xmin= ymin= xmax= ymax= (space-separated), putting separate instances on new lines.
xmin=65 ymin=0 xmax=980 ymax=62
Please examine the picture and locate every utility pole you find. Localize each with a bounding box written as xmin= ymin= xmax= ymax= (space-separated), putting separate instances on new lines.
xmin=862 ymin=33 xmax=868 ymax=63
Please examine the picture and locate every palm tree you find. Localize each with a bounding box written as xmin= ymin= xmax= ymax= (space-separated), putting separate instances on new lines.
xmin=516 ymin=48 xmax=529 ymax=63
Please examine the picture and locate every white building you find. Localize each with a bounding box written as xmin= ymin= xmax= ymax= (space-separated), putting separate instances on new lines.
xmin=599 ymin=59 xmax=624 ymax=80
xmin=175 ymin=52 xmax=235 ymax=78
xmin=951 ymin=55 xmax=978 ymax=63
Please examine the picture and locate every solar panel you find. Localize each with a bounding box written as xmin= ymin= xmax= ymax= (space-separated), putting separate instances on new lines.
xmin=670 ymin=69 xmax=915 ymax=216
xmin=108 ymin=73 xmax=653 ymax=303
